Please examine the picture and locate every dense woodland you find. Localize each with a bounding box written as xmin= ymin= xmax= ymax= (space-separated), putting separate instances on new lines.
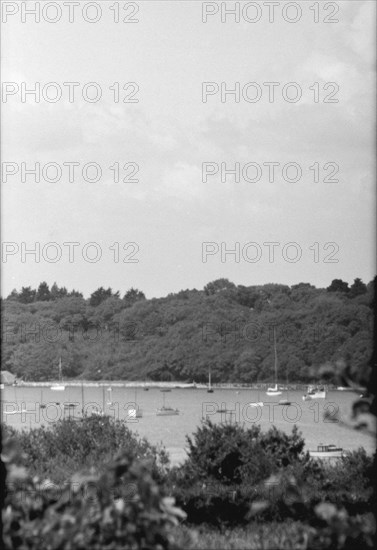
xmin=1 ymin=277 xmax=374 ymax=384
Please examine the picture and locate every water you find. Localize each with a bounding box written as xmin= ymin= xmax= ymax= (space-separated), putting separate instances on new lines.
xmin=2 ymin=386 xmax=375 ymax=465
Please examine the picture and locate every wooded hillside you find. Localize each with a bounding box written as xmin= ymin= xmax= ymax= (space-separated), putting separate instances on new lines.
xmin=1 ymin=278 xmax=374 ymax=384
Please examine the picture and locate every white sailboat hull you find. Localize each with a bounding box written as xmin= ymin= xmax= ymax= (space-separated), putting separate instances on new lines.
xmin=156 ymin=408 xmax=180 ymax=416
xmin=302 ymin=391 xmax=326 ymax=401
xmin=266 ymin=384 xmax=282 ymax=396
xmin=51 ymin=385 xmax=65 ymax=391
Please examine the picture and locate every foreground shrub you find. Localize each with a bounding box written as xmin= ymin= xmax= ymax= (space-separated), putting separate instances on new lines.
xmin=3 ymin=416 xmax=169 ymax=483
xmin=183 ymin=420 xmax=308 ymax=485
xmin=170 ymin=420 xmax=374 ymax=532
xmin=168 ymin=420 xmax=308 ymax=526
xmin=2 ymin=436 xmax=185 ymax=550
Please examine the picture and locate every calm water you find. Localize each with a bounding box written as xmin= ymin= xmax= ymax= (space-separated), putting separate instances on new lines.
xmin=2 ymin=386 xmax=375 ymax=465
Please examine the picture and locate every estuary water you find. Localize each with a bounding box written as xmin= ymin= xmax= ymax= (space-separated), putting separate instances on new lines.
xmin=1 ymin=386 xmax=375 ymax=465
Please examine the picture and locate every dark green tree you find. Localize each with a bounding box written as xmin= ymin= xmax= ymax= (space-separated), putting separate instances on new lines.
xmin=67 ymin=289 xmax=83 ymax=298
xmin=123 ymin=288 xmax=146 ymax=307
xmin=18 ymin=286 xmax=36 ymax=304
xmin=327 ymin=279 xmax=349 ymax=293
xmin=349 ymin=278 xmax=367 ymax=298
xmin=50 ymin=282 xmax=68 ymax=300
xmin=6 ymin=289 xmax=19 ymax=301
xmin=89 ymin=287 xmax=117 ymax=307
xmin=204 ymin=278 xmax=236 ymax=296
xmin=36 ymin=282 xmax=51 ymax=302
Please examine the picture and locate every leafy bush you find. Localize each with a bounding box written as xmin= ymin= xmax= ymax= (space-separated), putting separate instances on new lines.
xmin=169 ymin=420 xmax=309 ymax=526
xmin=183 ymin=420 xmax=307 ymax=484
xmin=2 ymin=416 xmax=169 ymax=483
xmin=2 ymin=435 xmax=185 ymax=550
xmin=169 ymin=420 xmax=374 ymax=531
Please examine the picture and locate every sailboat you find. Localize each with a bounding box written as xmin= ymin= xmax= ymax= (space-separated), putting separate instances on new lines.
xmin=207 ymin=367 xmax=214 ymax=393
xmin=278 ymin=371 xmax=292 ymax=406
xmin=134 ymin=387 xmax=143 ymax=418
xmin=106 ymin=386 xmax=113 ymax=405
xmin=266 ymin=328 xmax=282 ymax=396
xmin=156 ymin=391 xmax=180 ymax=416
xmin=40 ymin=388 xmax=46 ymax=409
xmin=51 ymin=357 xmax=65 ymax=391
xmin=127 ymin=387 xmax=143 ymax=419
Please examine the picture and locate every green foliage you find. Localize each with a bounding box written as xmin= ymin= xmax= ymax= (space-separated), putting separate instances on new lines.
xmin=2 ymin=435 xmax=184 ymax=550
xmin=183 ymin=421 xmax=307 ymax=485
xmin=18 ymin=286 xmax=36 ymax=304
xmin=349 ymin=278 xmax=368 ymax=298
xmin=169 ymin=421 xmax=309 ymax=526
xmin=36 ymin=281 xmax=51 ymax=302
xmin=2 ymin=278 xmax=373 ymax=383
xmin=89 ymin=287 xmax=119 ymax=307
xmin=167 ymin=420 xmax=374 ymax=536
xmin=327 ymin=279 xmax=350 ymax=294
xmin=2 ymin=415 xmax=375 ymax=549
xmin=203 ymin=278 xmax=236 ymax=296
xmin=171 ymin=522 xmax=315 ymax=550
xmin=123 ymin=288 xmax=146 ymax=307
xmin=3 ymin=416 xmax=169 ymax=484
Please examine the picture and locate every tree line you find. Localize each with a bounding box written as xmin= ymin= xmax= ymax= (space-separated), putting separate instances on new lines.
xmin=1 ymin=277 xmax=374 ymax=384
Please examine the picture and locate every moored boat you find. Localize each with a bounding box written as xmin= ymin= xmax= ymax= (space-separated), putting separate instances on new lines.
xmin=266 ymin=328 xmax=282 ymax=396
xmin=51 ymin=384 xmax=65 ymax=391
xmin=248 ymin=401 xmax=264 ymax=408
xmin=156 ymin=406 xmax=180 ymax=416
xmin=131 ymin=387 xmax=143 ymax=418
xmin=278 ymin=399 xmax=292 ymax=406
xmin=266 ymin=384 xmax=282 ymax=396
xmin=302 ymin=385 xmax=326 ymax=400
xmin=156 ymin=391 xmax=180 ymax=416
xmin=309 ymin=444 xmax=344 ymax=459
xmin=207 ymin=367 xmax=214 ymax=393
xmin=51 ymin=357 xmax=65 ymax=391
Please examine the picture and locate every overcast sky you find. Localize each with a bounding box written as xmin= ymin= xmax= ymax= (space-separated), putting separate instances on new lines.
xmin=1 ymin=0 xmax=376 ymax=298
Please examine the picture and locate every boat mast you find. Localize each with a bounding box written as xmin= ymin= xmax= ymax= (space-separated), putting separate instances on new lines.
xmin=81 ymin=380 xmax=84 ymax=417
xmin=273 ymin=327 xmax=278 ymax=386
xmin=59 ymin=356 xmax=62 ymax=381
xmin=209 ymin=367 xmax=211 ymax=389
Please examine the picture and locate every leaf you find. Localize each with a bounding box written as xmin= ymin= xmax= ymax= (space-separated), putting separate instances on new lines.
xmin=315 ymin=502 xmax=338 ymax=521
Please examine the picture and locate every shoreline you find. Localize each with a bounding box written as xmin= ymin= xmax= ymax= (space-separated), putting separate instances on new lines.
xmin=7 ymin=381 xmax=363 ymax=391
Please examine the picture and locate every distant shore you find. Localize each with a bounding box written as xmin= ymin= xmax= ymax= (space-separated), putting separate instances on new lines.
xmin=7 ymin=381 xmax=364 ymax=391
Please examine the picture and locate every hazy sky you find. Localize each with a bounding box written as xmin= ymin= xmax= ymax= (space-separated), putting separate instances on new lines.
xmin=1 ymin=0 xmax=376 ymax=298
